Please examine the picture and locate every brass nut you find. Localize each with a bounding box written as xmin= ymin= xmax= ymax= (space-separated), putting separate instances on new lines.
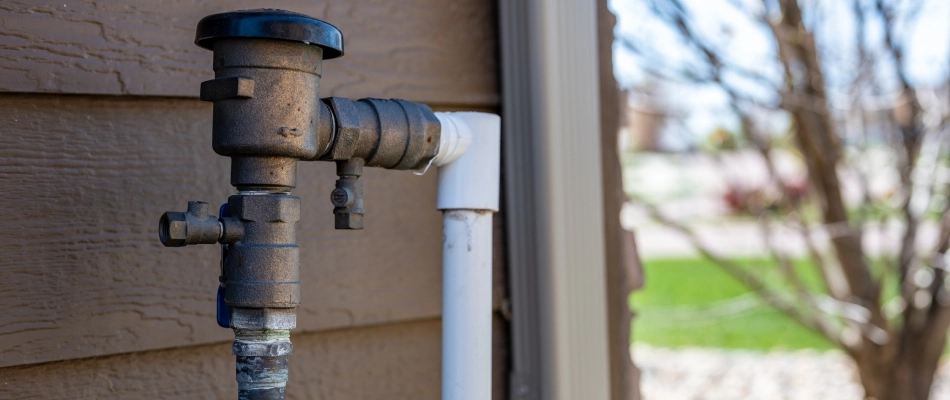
xmin=159 ymin=212 xmax=188 ymax=247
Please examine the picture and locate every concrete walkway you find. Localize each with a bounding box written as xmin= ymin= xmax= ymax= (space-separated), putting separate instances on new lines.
xmin=622 ymin=202 xmax=940 ymax=260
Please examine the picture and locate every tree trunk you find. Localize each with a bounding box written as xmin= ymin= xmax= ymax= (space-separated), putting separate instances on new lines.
xmin=855 ymin=353 xmax=939 ymax=400
xmin=854 ymin=323 xmax=948 ymax=400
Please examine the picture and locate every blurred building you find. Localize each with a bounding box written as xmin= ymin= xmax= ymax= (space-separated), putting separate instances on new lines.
xmin=621 ymin=89 xmax=669 ymax=152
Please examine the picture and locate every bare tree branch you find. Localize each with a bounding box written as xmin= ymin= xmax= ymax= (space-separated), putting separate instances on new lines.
xmin=874 ymin=0 xmax=929 ymax=329
xmin=769 ymin=1 xmax=887 ymax=328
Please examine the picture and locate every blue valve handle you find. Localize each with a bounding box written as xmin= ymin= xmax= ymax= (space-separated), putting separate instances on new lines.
xmin=216 ymin=203 xmax=232 ymax=328
xmin=216 ymin=285 xmax=230 ymax=328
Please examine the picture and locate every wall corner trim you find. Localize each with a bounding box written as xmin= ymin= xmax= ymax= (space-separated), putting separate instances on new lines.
xmin=499 ymin=0 xmax=612 ymax=399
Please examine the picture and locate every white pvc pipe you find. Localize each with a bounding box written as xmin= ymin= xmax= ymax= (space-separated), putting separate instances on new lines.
xmin=434 ymin=112 xmax=500 ymax=400
xmin=441 ymin=209 xmax=493 ymax=400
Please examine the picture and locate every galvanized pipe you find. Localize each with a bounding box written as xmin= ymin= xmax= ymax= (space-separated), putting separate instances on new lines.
xmin=233 ymin=329 xmax=292 ymax=400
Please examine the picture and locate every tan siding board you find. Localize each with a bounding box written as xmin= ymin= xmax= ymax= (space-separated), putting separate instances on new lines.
xmin=0 ymin=319 xmax=443 ymax=400
xmin=0 ymin=94 xmax=492 ymax=368
xmin=0 ymin=317 xmax=513 ymax=399
xmin=0 ymin=0 xmax=498 ymax=106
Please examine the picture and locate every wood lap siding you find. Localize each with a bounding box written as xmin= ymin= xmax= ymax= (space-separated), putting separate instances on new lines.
xmin=0 ymin=0 xmax=498 ymax=105
xmin=0 ymin=319 xmax=443 ymax=400
xmin=0 ymin=95 xmax=506 ymax=366
xmin=0 ymin=94 xmax=445 ymax=367
xmin=0 ymin=317 xmax=511 ymax=399
xmin=0 ymin=0 xmax=502 ymax=396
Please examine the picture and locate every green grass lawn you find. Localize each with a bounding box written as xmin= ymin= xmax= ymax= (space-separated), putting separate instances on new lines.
xmin=631 ymin=258 xmax=836 ymax=351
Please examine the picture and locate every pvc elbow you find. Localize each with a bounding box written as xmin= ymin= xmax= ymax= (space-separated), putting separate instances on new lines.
xmin=433 ymin=112 xmax=501 ymax=212
xmin=432 ymin=112 xmax=473 ymax=166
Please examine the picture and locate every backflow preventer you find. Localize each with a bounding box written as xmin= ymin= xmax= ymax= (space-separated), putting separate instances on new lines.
xmin=158 ymin=10 xmax=443 ymax=400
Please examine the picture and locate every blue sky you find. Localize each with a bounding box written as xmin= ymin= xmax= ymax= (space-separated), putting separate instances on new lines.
xmin=610 ymin=0 xmax=950 ymax=144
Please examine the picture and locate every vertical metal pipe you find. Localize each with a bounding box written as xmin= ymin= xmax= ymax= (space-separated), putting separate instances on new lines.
xmin=233 ymin=329 xmax=292 ymax=400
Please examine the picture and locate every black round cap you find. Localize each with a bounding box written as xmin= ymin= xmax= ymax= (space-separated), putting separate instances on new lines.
xmin=195 ymin=9 xmax=343 ymax=59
